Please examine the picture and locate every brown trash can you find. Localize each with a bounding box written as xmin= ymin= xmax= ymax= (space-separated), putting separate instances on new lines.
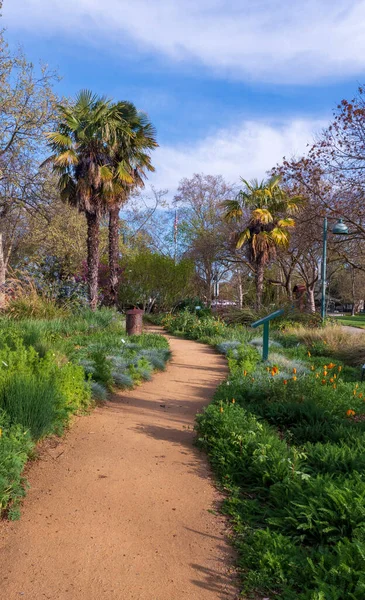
xmin=126 ymin=308 xmax=144 ymax=336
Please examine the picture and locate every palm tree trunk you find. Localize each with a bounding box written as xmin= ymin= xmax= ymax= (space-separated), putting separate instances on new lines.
xmin=255 ymin=259 xmax=264 ymax=310
xmin=109 ymin=203 xmax=121 ymax=307
xmin=86 ymin=212 xmax=100 ymax=311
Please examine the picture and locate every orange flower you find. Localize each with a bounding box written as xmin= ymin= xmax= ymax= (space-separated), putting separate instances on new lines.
xmin=329 ymin=378 xmax=334 ymax=383
xmin=293 ymin=376 xmax=297 ymax=382
xmin=346 ymin=409 xmax=355 ymax=417
xmin=328 ymin=363 xmax=336 ymax=369
xmin=283 ymin=380 xmax=288 ymax=385
xmin=232 ymin=398 xmax=236 ymax=404
xmin=307 ymin=351 xmax=311 ymax=357
xmin=323 ymin=371 xmax=328 ymax=377
xmin=243 ymin=370 xmax=247 ymax=377
xmin=324 ymin=365 xmax=328 ymax=370
xmin=333 ymin=384 xmax=337 ymax=390
xmin=334 ymin=374 xmax=337 ymax=379
xmin=220 ymin=406 xmax=224 ymax=413
xmin=322 ymin=379 xmax=327 ymax=385
xmin=338 ymin=366 xmax=342 ymax=372
xmin=353 ymin=390 xmax=357 ymax=396
xmin=293 ymin=367 xmax=297 ymax=375
xmin=359 ymin=394 xmax=363 ymax=399
xmin=316 ymin=373 xmax=319 ymax=379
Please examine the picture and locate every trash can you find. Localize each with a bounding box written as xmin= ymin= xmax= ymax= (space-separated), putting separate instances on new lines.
xmin=126 ymin=308 xmax=144 ymax=336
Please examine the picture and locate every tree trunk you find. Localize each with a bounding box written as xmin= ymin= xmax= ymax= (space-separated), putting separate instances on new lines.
xmin=0 ymin=233 xmax=5 ymax=310
xmin=307 ymin=286 xmax=316 ymax=313
xmin=109 ymin=203 xmax=121 ymax=307
xmin=351 ymin=267 xmax=356 ymax=316
xmin=286 ymin=277 xmax=293 ymax=302
xmin=237 ymin=271 xmax=243 ymax=309
xmin=255 ymin=260 xmax=264 ymax=310
xmin=86 ymin=212 xmax=100 ymax=311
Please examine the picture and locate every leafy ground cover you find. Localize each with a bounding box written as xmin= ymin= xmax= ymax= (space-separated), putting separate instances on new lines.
xmin=0 ymin=309 xmax=170 ymax=519
xmin=165 ymin=311 xmax=365 ymax=599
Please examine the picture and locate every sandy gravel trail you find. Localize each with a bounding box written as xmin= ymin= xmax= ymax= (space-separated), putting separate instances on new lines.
xmin=0 ymin=331 xmax=238 ymax=600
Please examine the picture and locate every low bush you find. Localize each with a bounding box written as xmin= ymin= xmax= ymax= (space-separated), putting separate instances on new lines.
xmin=163 ymin=308 xmax=227 ymax=340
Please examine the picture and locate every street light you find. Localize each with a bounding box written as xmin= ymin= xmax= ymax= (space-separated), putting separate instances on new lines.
xmin=321 ymin=217 xmax=349 ymax=320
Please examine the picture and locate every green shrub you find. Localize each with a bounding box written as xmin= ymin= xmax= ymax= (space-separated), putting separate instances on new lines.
xmin=0 ymin=342 xmax=91 ymax=438
xmin=0 ymin=412 xmax=34 ymax=519
xmin=268 ymin=474 xmax=365 ymax=545
xmin=163 ymin=309 xmax=227 ymax=341
xmin=304 ymin=438 xmax=365 ymax=475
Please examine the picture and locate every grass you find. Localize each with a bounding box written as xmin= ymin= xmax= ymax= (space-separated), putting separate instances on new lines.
xmin=282 ymin=323 xmax=365 ymax=367
xmin=335 ymin=314 xmax=365 ymax=329
xmin=165 ymin=311 xmax=365 ymax=599
xmin=0 ymin=307 xmax=171 ymax=519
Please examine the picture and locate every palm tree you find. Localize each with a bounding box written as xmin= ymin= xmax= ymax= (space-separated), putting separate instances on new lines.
xmin=107 ymin=103 xmax=157 ymax=306
xmin=223 ymin=175 xmax=303 ymax=309
xmin=45 ymin=90 xmax=133 ymax=310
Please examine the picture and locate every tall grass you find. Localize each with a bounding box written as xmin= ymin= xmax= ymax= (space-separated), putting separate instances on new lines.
xmin=4 ymin=276 xmax=70 ymax=320
xmin=0 ymin=375 xmax=58 ymax=439
xmin=282 ymin=324 xmax=365 ymax=366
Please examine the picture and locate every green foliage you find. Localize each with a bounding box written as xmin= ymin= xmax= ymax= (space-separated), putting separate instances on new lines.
xmin=0 ymin=413 xmax=34 ymax=519
xmin=119 ymin=252 xmax=194 ymax=311
xmin=163 ymin=309 xmax=227 ymax=342
xmin=0 ymin=339 xmax=91 ymax=439
xmin=169 ymin=312 xmax=365 ymax=598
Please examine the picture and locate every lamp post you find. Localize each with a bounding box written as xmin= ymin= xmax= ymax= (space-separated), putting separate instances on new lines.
xmin=321 ymin=217 xmax=349 ymax=321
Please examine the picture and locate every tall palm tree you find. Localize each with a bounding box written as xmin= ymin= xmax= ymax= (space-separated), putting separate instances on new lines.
xmin=107 ymin=103 xmax=157 ymax=306
xmin=223 ymin=175 xmax=303 ymax=309
xmin=45 ymin=90 xmax=133 ymax=310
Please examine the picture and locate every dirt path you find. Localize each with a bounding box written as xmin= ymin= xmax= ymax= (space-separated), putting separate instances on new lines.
xmin=341 ymin=325 xmax=365 ymax=335
xmin=0 ymin=331 xmax=238 ymax=600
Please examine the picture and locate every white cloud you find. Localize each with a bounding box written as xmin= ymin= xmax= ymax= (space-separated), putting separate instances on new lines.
xmin=4 ymin=0 xmax=365 ymax=83
xmin=148 ymin=117 xmax=324 ymax=196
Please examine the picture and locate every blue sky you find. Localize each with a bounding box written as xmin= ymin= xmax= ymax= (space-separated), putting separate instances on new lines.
xmin=4 ymin=0 xmax=365 ymax=196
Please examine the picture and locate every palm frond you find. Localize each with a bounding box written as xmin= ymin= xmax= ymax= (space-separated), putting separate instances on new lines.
xmin=99 ymin=165 xmax=114 ymax=181
xmin=45 ymin=131 xmax=73 ymax=148
xmin=270 ymin=227 xmax=290 ymax=247
xmin=116 ymin=161 xmax=134 ymax=184
xmin=236 ymin=228 xmax=251 ymax=249
xmin=53 ymin=150 xmax=78 ymax=167
xmin=251 ymin=208 xmax=273 ymax=224
xmin=223 ymin=199 xmax=243 ymax=221
xmin=277 ymin=218 xmax=295 ymax=228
